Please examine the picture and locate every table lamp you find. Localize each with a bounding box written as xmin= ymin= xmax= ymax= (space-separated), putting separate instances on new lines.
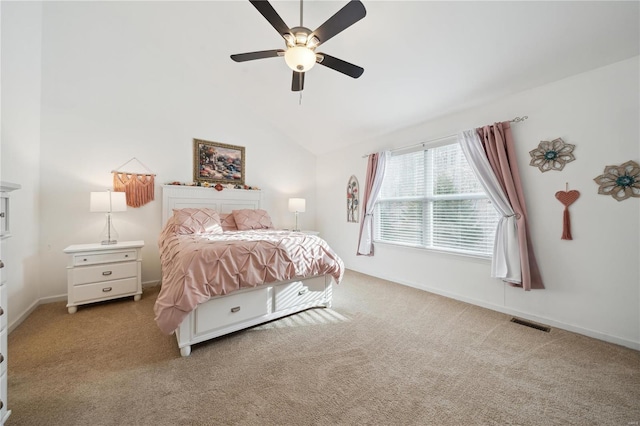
xmin=288 ymin=198 xmax=306 ymax=231
xmin=90 ymin=190 xmax=127 ymax=244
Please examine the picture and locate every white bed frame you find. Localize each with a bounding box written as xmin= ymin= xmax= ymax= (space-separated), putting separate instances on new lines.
xmin=161 ymin=185 xmax=333 ymax=356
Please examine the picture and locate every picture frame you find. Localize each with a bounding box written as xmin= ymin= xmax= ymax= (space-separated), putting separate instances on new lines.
xmin=193 ymin=139 xmax=245 ymax=185
xmin=347 ymin=175 xmax=359 ymax=223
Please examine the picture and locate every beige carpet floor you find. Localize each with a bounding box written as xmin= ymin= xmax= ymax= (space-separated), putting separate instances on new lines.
xmin=7 ymin=270 xmax=640 ymax=425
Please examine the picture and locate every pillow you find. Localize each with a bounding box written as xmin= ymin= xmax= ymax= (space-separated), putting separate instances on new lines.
xmin=219 ymin=213 xmax=238 ymax=231
xmin=171 ymin=208 xmax=222 ymax=234
xmin=232 ymin=209 xmax=274 ymax=230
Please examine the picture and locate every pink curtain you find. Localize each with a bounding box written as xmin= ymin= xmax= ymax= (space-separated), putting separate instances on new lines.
xmin=357 ymin=152 xmax=388 ymax=256
xmin=476 ymin=122 xmax=544 ymax=290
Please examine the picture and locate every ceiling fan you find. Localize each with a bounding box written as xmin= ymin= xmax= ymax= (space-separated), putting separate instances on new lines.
xmin=230 ymin=0 xmax=366 ymax=92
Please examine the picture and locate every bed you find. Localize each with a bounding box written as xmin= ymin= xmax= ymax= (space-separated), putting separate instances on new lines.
xmin=156 ymin=185 xmax=344 ymax=356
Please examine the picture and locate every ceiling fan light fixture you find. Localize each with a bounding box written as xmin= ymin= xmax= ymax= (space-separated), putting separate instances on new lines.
xmin=284 ymin=46 xmax=317 ymax=72
xmin=306 ymin=36 xmax=320 ymax=49
xmin=294 ymin=32 xmax=308 ymax=45
xmin=232 ymin=0 xmax=367 ymax=91
xmin=283 ymin=33 xmax=296 ymax=47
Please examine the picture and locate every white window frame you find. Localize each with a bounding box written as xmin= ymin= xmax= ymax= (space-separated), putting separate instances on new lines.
xmin=373 ymin=139 xmax=499 ymax=258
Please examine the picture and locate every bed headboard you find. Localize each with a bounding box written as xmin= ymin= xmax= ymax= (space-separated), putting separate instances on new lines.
xmin=161 ymin=185 xmax=262 ymax=225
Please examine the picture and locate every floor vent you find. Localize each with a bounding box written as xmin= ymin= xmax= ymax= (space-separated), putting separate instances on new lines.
xmin=510 ymin=317 xmax=551 ymax=332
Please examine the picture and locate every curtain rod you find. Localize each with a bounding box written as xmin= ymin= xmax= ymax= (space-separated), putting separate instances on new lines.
xmin=361 ymin=116 xmax=528 ymax=158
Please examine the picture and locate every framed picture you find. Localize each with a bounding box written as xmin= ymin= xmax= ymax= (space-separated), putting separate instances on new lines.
xmin=193 ymin=139 xmax=245 ymax=185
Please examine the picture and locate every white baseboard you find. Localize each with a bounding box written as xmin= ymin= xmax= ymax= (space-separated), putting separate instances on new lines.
xmin=9 ymin=280 xmax=161 ymax=334
xmin=8 ymin=299 xmax=40 ymax=333
xmin=142 ymin=280 xmax=160 ymax=288
xmin=351 ymin=268 xmax=640 ymax=351
xmin=39 ymin=294 xmax=67 ymax=304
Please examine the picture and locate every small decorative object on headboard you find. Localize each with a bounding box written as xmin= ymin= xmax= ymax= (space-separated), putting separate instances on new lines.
xmin=112 ymin=157 xmax=155 ymax=208
xmin=593 ymin=160 xmax=640 ymax=201
xmin=529 ymin=138 xmax=576 ymax=172
xmin=555 ymin=183 xmax=580 ymax=240
xmin=347 ymin=175 xmax=359 ymax=223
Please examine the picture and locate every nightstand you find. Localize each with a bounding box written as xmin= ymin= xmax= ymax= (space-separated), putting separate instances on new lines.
xmin=63 ymin=241 xmax=144 ymax=314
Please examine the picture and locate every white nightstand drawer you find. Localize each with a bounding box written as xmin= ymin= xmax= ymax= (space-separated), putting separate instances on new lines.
xmin=72 ymin=277 xmax=138 ymax=303
xmin=0 ymin=370 xmax=6 ymax=420
xmin=195 ymin=288 xmax=270 ymax=335
xmin=274 ymin=276 xmax=326 ymax=311
xmin=73 ymin=250 xmax=137 ymax=266
xmin=0 ymin=329 xmax=6 ymax=376
xmin=0 ymin=285 xmax=5 ymax=332
xmin=71 ymin=262 xmax=137 ymax=286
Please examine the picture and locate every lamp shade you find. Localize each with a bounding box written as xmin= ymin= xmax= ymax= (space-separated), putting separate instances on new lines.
xmin=90 ymin=191 xmax=127 ymax=213
xmin=288 ymin=198 xmax=306 ymax=213
xmin=284 ymin=47 xmax=316 ymax=72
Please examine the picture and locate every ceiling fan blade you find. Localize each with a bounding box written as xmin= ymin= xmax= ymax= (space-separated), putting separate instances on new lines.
xmin=317 ymin=53 xmax=364 ymax=78
xmin=249 ymin=0 xmax=291 ymax=38
xmin=231 ymin=49 xmax=284 ymax=62
xmin=311 ymin=0 xmax=366 ymax=46
xmin=292 ymin=71 xmax=305 ymax=92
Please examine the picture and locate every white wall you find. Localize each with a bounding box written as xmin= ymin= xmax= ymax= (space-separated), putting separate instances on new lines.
xmin=317 ymin=57 xmax=640 ymax=349
xmin=34 ymin=2 xmax=317 ymax=299
xmin=1 ymin=2 xmax=43 ymax=329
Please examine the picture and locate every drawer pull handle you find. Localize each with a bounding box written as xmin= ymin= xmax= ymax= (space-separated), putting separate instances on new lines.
xmin=102 ymin=287 xmax=112 ymax=293
xmin=298 ymin=288 xmax=309 ymax=296
xmin=0 ymin=260 xmax=4 ymax=269
xmin=230 ymin=306 xmax=241 ymax=313
xmin=0 ymin=307 xmax=4 ymax=316
xmin=82 ymin=258 xmax=88 ymax=262
xmin=0 ymin=354 xmax=4 ymax=363
xmin=0 ymin=400 xmax=3 ymax=410
xmin=125 ymin=254 xmax=129 ymax=258
xmin=102 ymin=271 xmax=113 ymax=276
xmin=0 ymin=212 xmax=4 ymax=217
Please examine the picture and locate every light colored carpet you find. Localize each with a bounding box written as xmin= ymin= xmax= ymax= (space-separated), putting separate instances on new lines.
xmin=8 ymin=270 xmax=640 ymax=425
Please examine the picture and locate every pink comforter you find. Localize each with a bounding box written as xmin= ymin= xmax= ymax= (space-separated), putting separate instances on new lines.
xmin=154 ymin=229 xmax=344 ymax=334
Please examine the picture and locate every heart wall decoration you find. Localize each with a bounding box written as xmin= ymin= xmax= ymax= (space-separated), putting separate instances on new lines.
xmin=555 ymin=184 xmax=580 ymax=240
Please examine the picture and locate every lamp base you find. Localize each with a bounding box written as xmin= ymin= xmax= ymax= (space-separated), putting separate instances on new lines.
xmin=293 ymin=211 xmax=300 ymax=232
xmin=99 ymin=213 xmax=119 ymax=245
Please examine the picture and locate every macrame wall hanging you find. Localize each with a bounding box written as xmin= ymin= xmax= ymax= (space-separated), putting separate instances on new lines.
xmin=111 ymin=157 xmax=155 ymax=208
xmin=555 ymin=183 xmax=580 ymax=240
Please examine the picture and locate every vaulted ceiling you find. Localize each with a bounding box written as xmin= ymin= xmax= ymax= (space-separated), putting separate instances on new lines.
xmin=223 ymin=1 xmax=639 ymax=155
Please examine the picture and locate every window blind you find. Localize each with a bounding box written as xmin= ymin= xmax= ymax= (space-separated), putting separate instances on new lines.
xmin=375 ymin=142 xmax=499 ymax=257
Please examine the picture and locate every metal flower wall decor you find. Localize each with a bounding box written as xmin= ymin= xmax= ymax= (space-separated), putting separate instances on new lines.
xmin=529 ymin=138 xmax=576 ymax=172
xmin=347 ymin=175 xmax=359 ymax=223
xmin=593 ymin=160 xmax=640 ymax=201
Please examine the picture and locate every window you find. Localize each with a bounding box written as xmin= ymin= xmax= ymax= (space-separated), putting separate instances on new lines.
xmin=374 ymin=141 xmax=500 ymax=257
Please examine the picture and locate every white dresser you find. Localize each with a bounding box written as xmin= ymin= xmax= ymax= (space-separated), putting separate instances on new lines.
xmin=63 ymin=241 xmax=144 ymax=314
xmin=0 ymin=181 xmax=21 ymax=424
